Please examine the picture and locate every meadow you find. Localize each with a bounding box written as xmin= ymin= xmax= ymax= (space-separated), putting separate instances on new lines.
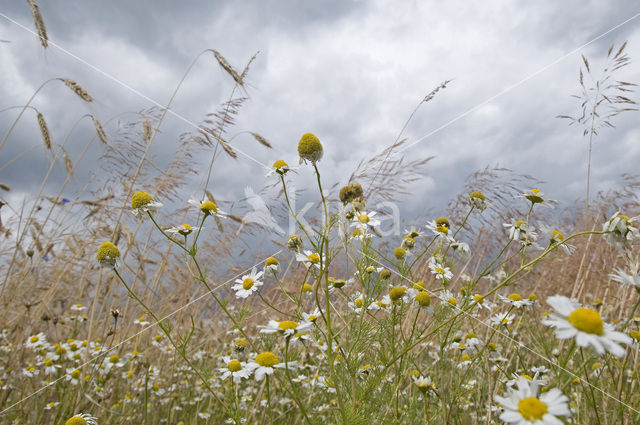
xmin=1 ymin=3 xmax=640 ymax=425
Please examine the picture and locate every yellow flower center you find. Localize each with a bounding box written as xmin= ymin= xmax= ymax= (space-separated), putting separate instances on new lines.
xmin=552 ymin=229 xmax=564 ymax=240
xmin=65 ymin=416 xmax=88 ymax=425
xmin=469 ymin=190 xmax=485 ymax=200
xmin=242 ymin=278 xmax=254 ymax=290
xmin=436 ymin=267 xmax=446 ymax=275
xmin=352 ymin=228 xmax=364 ymax=237
xmin=200 ymin=201 xmax=218 ymax=214
xmin=508 ymin=293 xmax=523 ymax=302
xmin=389 ymin=286 xmax=407 ymax=302
xmin=255 ymin=352 xmax=279 ymax=367
xmin=30 ymin=336 xmax=39 ymax=343
xmin=528 ymin=293 xmax=538 ymax=301
xmin=629 ymin=330 xmax=640 ymax=340
xmin=178 ymin=224 xmax=192 ymax=235
xmin=308 ymin=315 xmax=318 ymax=322
xmin=394 ymin=247 xmax=406 ymax=259
xmin=278 ymin=321 xmax=298 ymax=331
xmin=460 ymin=354 xmax=470 ymax=362
xmin=358 ymin=214 xmax=370 ymax=224
xmin=96 ymin=242 xmax=121 ymax=261
xmin=517 ymin=397 xmax=548 ymax=421
xmin=44 ymin=358 xmax=53 ymax=367
xmin=567 ymin=308 xmax=604 ymax=335
xmin=109 ymin=354 xmax=119 ymax=363
xmin=307 ymin=253 xmax=320 ymax=264
xmin=473 ymin=294 xmax=484 ymax=304
xmin=415 ymin=291 xmax=431 ymax=307
xmin=435 ymin=225 xmax=449 ymax=234
xmin=272 ymin=160 xmax=289 ymax=170
xmin=436 ymin=217 xmax=450 ymax=228
xmin=301 ymin=283 xmax=312 ymax=292
xmin=265 ymin=257 xmax=279 ymax=267
xmin=131 ymin=191 xmax=153 ymax=209
xmin=227 ymin=360 xmax=242 ymax=372
xmin=355 ymin=299 xmax=363 ymax=308
xmin=448 ymin=297 xmax=457 ymax=306
xmin=413 ymin=281 xmax=426 ymax=290
xmin=525 ymin=188 xmax=544 ymax=203
xmin=298 ymin=133 xmax=323 ymax=161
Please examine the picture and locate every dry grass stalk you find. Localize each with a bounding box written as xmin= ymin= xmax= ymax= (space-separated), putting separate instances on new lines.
xmin=249 ymin=132 xmax=272 ymax=148
xmin=62 ymin=147 xmax=74 ymax=176
xmin=92 ymin=117 xmax=108 ymax=144
xmin=143 ymin=117 xmax=152 ymax=142
xmin=36 ymin=111 xmax=51 ymax=149
xmin=27 ymin=0 xmax=48 ymax=48
xmin=212 ymin=50 xmax=242 ymax=85
xmin=58 ymin=78 xmax=94 ymax=102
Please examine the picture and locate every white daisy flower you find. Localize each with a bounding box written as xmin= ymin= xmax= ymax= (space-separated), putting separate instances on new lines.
xmin=264 ymin=257 xmax=280 ymax=273
xmin=133 ymin=316 xmax=150 ymax=326
xmin=250 ymin=352 xmax=297 ymax=382
xmin=490 ymin=312 xmax=515 ymax=327
xmin=65 ymin=368 xmax=82 ymax=385
xmin=65 ymin=413 xmax=98 ymax=425
xmin=494 ymin=376 xmax=570 ymax=425
xmin=231 ymin=267 xmax=264 ymax=299
xmin=70 ymin=303 xmax=87 ymax=312
xmin=165 ymin=223 xmax=200 ymax=236
xmin=302 ymin=308 xmax=322 ymax=323
xmin=352 ymin=211 xmax=381 ymax=231
xmin=296 ymin=250 xmax=325 ymax=269
xmin=538 ymin=225 xmax=575 ymax=254
xmin=413 ymin=375 xmax=436 ymax=393
xmin=131 ymin=191 xmax=162 ymax=219
xmin=187 ymin=198 xmax=228 ymax=218
xmin=426 ymin=217 xmax=454 ymax=241
xmin=348 ymin=291 xmax=367 ymax=313
xmin=25 ymin=332 xmax=47 ymax=350
xmin=498 ymin=293 xmax=534 ymax=309
xmin=519 ymin=188 xmax=555 ymax=208
xmin=438 ymin=290 xmax=459 ymax=308
xmin=542 ymin=295 xmax=632 ymax=357
xmin=258 ymin=319 xmax=312 ymax=338
xmin=428 ymin=258 xmax=453 ymax=280
xmin=266 ymin=159 xmax=297 ymax=177
xmin=610 ymin=264 xmax=640 ymax=289
xmin=218 ymin=357 xmax=253 ymax=382
xmin=602 ymin=211 xmax=640 ymax=250
xmin=503 ymin=219 xmax=537 ymax=245
xmin=469 ymin=190 xmax=488 ymax=211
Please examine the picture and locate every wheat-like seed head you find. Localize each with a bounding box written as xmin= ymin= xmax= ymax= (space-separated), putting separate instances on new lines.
xmin=58 ymin=78 xmax=94 ymax=102
xmin=36 ymin=111 xmax=51 ymax=150
xmin=92 ymin=117 xmax=108 ymax=144
xmin=27 ymin=0 xmax=48 ymax=48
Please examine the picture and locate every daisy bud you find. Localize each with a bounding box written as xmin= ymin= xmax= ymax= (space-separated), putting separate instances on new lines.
xmin=393 ymin=247 xmax=406 ymax=260
xmin=96 ymin=242 xmax=120 ymax=269
xmin=339 ymin=182 xmax=363 ymax=204
xmin=287 ymin=234 xmax=303 ymax=251
xmin=298 ymin=133 xmax=323 ymax=164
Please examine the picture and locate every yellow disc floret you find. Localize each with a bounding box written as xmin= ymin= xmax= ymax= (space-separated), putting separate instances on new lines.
xmin=200 ymin=201 xmax=218 ymax=215
xmin=65 ymin=416 xmax=88 ymax=425
xmin=255 ymin=352 xmax=279 ymax=367
xmin=307 ymin=253 xmax=320 ymax=264
xmin=278 ymin=321 xmax=298 ymax=331
xmin=415 ymin=291 xmax=431 ymax=307
xmin=568 ymin=308 xmax=604 ymax=335
xmin=298 ymin=133 xmax=323 ymax=163
xmin=394 ymin=247 xmax=406 ymax=259
xmin=227 ymin=360 xmax=242 ymax=372
xmin=131 ymin=191 xmax=153 ymax=210
xmin=517 ymin=397 xmax=548 ymax=421
xmin=389 ymin=286 xmax=407 ymax=302
xmin=508 ymin=293 xmax=523 ymax=302
xmin=242 ymin=278 xmax=254 ymax=290
xmin=265 ymin=257 xmax=279 ymax=267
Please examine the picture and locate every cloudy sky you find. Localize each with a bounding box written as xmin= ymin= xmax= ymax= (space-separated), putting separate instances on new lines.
xmin=1 ymin=0 xmax=640 ymax=225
